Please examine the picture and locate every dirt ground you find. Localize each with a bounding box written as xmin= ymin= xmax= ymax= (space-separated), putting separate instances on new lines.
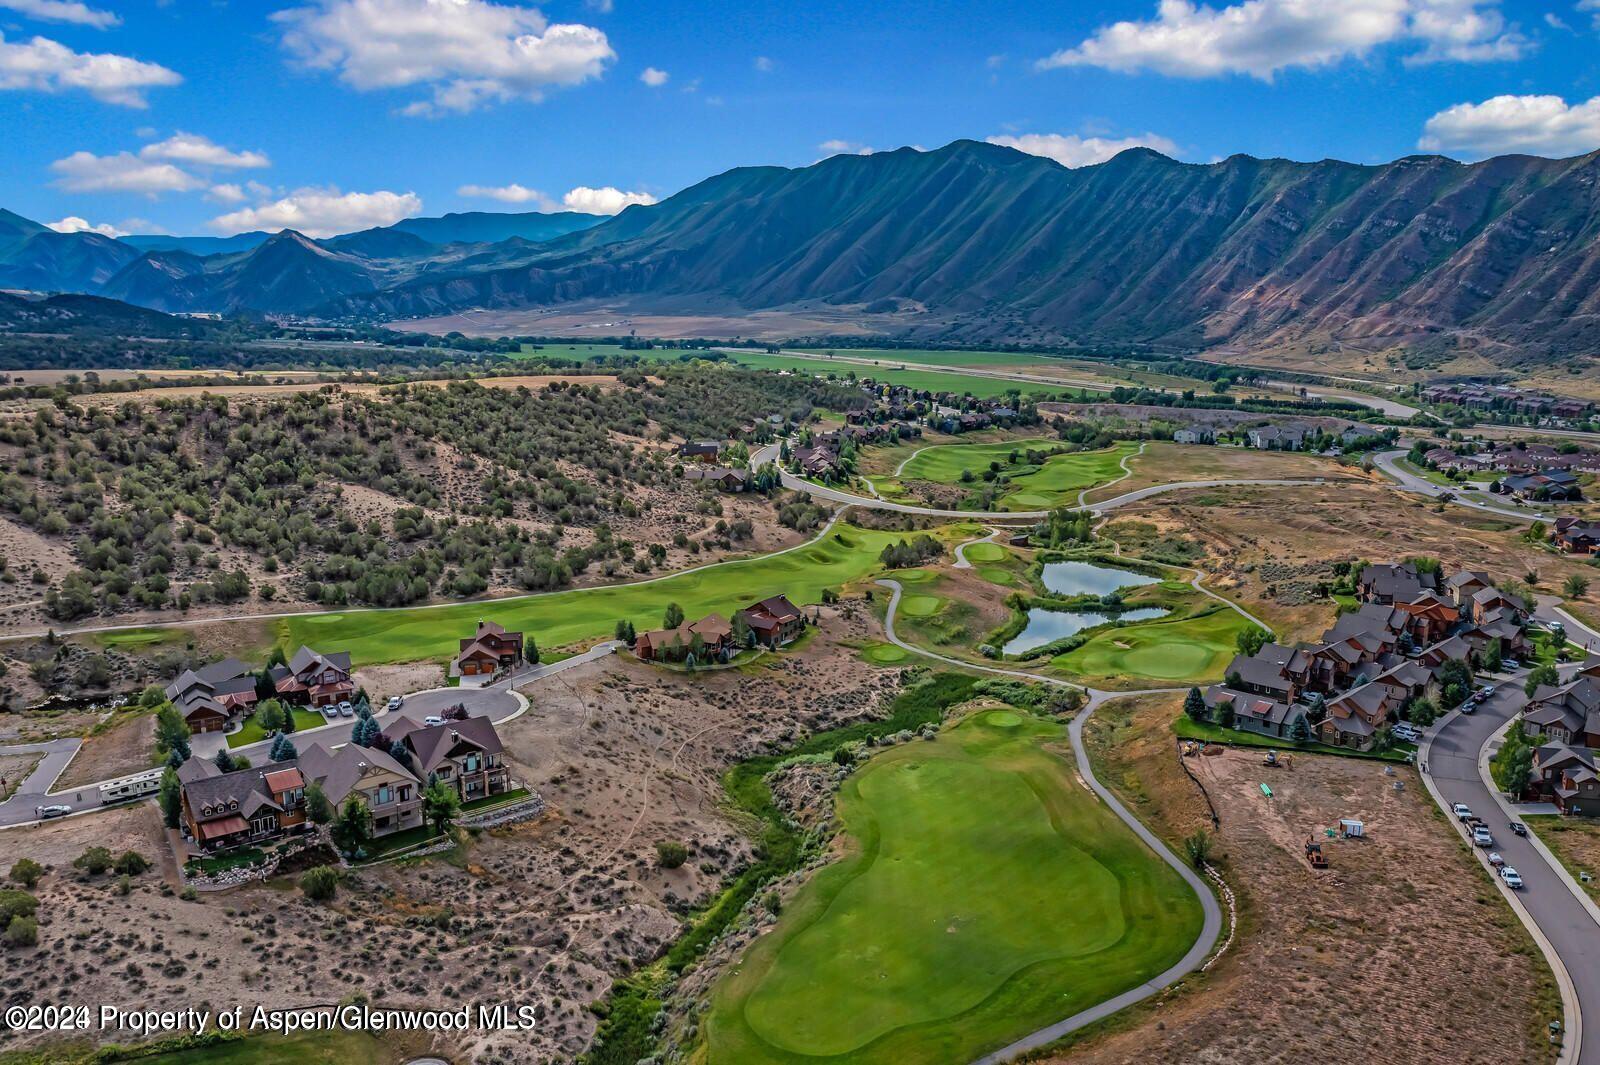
xmin=0 ymin=603 xmax=901 ymax=1065
xmin=1065 ymin=693 xmax=1556 ymax=1065
xmin=1080 ymin=441 xmax=1374 ymax=504
xmin=52 ymin=710 xmax=155 ymax=791
xmin=0 ymin=751 xmax=39 ymax=798
xmin=352 ymin=661 xmax=448 ymax=703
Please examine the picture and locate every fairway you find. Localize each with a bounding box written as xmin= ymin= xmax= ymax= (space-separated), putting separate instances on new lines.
xmin=704 ymin=709 xmax=1202 ymax=1065
xmin=648 ymin=349 xmax=1062 ymax=399
xmin=894 ymin=440 xmax=1138 ymax=511
xmin=280 ymin=524 xmax=965 ymax=665
xmin=961 ymin=541 xmax=1007 ymax=563
xmin=1051 ymin=602 xmax=1254 ymax=687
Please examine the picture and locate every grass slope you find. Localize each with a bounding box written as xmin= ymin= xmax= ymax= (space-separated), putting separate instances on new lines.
xmin=1050 ymin=600 xmax=1251 ymax=687
xmin=280 ymin=524 xmax=952 ymax=666
xmin=704 ymin=708 xmax=1202 ymax=1065
xmin=893 ymin=440 xmax=1138 ymax=511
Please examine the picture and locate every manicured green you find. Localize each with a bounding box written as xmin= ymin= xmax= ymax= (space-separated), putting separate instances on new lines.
xmin=898 ymin=437 xmax=1062 ymax=482
xmin=281 ymin=525 xmax=965 ymax=666
xmin=898 ymin=594 xmax=945 ymax=618
xmin=225 ymin=708 xmax=328 ymax=748
xmin=860 ymin=641 xmax=910 ymax=665
xmin=92 ymin=627 xmax=183 ymax=649
xmin=794 ymin=347 xmax=1072 ymax=370
xmin=704 ymin=709 xmax=1202 ymax=1065
xmin=1050 ymin=601 xmax=1254 ymax=687
xmin=961 ymin=541 xmax=1007 ymax=563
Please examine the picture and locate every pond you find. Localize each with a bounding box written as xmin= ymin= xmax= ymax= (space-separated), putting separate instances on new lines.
xmin=1039 ymin=560 xmax=1162 ymax=598
xmin=1002 ymin=606 xmax=1169 ymax=656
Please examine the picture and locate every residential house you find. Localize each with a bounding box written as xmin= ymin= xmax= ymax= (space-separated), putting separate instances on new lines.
xmin=1204 ymin=685 xmax=1308 ymax=740
xmin=738 ymin=595 xmax=806 ymax=648
xmin=1223 ymin=644 xmax=1304 ymax=704
xmin=387 ymin=714 xmax=509 ymax=804
xmin=1500 ymin=470 xmax=1583 ymax=502
xmin=794 ymin=444 xmax=841 ymax=478
xmin=1357 ymin=562 xmax=1439 ymax=605
xmin=453 ymin=621 xmax=524 ymax=678
xmin=269 ymin=646 xmax=355 ymax=707
xmin=298 ymin=741 xmax=423 ymax=838
xmin=1444 ymin=570 xmax=1494 ymax=608
xmin=685 ymin=466 xmax=750 ymax=491
xmin=179 ymin=759 xmax=307 ymax=851
xmin=678 ymin=441 xmax=721 ymax=463
xmin=165 ymin=657 xmax=260 ymax=734
xmin=1173 ymin=427 xmax=1216 ymax=445
xmin=1553 ymin=518 xmax=1600 ymax=555
xmin=1246 ymin=424 xmax=1307 ymax=451
xmin=1523 ymin=677 xmax=1600 ymax=749
xmin=634 ymin=613 xmax=735 ymax=662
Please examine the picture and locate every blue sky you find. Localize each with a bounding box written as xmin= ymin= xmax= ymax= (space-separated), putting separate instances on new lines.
xmin=4 ymin=0 xmax=1600 ymax=238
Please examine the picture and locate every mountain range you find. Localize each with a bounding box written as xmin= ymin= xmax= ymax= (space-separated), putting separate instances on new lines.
xmin=5 ymin=140 xmax=1600 ymax=363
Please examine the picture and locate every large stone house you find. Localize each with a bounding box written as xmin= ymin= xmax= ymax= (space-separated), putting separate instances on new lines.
xmin=269 ymin=646 xmax=355 ymax=707
xmin=165 ymin=657 xmax=260 ymax=734
xmin=387 ymin=714 xmax=510 ymax=804
xmin=298 ymin=742 xmax=424 ymax=839
xmin=178 ymin=758 xmax=307 ymax=851
xmin=453 ymin=621 xmax=524 ymax=678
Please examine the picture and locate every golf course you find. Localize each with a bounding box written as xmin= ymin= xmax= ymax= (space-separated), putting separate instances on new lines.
xmin=1049 ymin=599 xmax=1254 ymax=689
xmin=881 ymin=439 xmax=1141 ymax=511
xmin=279 ymin=522 xmax=980 ymax=665
xmin=703 ymin=707 xmax=1204 ymax=1065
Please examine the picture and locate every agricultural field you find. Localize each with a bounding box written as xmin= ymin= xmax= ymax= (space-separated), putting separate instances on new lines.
xmin=277 ymin=521 xmax=983 ymax=666
xmin=703 ymin=707 xmax=1204 ymax=1065
xmin=873 ymin=439 xmax=1140 ymax=511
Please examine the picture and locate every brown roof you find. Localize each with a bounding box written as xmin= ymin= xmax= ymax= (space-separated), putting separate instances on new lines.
xmin=400 ymin=715 xmax=505 ymax=776
xmin=196 ymin=814 xmax=249 ymax=842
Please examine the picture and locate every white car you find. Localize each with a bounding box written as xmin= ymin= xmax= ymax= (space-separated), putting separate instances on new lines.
xmin=338 ymin=700 xmax=354 ymax=717
xmin=36 ymin=804 xmax=71 ymax=819
xmin=1488 ymin=852 xmax=1505 ymax=867
xmin=1500 ymin=867 xmax=1524 ymax=890
xmin=1453 ymin=803 xmax=1473 ymax=822
xmin=423 ymin=715 xmax=445 ymax=727
xmin=1472 ymin=826 xmax=1494 ymax=847
xmin=385 ymin=695 xmax=403 ymax=712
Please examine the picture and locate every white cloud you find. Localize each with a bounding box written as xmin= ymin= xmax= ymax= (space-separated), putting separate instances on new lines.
xmin=50 ymin=150 xmax=205 ymax=195
xmin=209 ymin=188 xmax=422 ymax=238
xmin=458 ymin=182 xmax=552 ymax=205
xmin=1419 ymin=94 xmax=1600 ymax=158
xmin=1038 ymin=0 xmax=1527 ymax=80
xmin=560 ymin=185 xmax=656 ymax=214
xmin=585 ymin=0 xmax=612 ymax=11
xmin=639 ymin=66 xmax=668 ymax=87
xmin=985 ymin=131 xmax=1181 ymax=167
xmin=208 ymin=184 xmax=248 ymax=203
xmin=143 ymin=132 xmax=269 ymax=169
xmin=0 ymin=32 xmax=181 ymax=106
xmin=1581 ymin=0 xmax=1600 ymax=28
xmin=753 ymin=55 xmax=773 ymax=71
xmin=819 ymin=139 xmax=875 ymax=156
xmin=0 ymin=0 xmax=119 ymax=29
xmin=45 ymin=215 xmax=124 ymax=237
xmin=274 ymin=0 xmax=613 ymax=116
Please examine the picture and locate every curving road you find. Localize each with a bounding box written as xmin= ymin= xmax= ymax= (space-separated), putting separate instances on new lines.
xmin=1373 ymin=450 xmax=1553 ymax=524
xmin=871 ymin=578 xmax=1224 ymax=1063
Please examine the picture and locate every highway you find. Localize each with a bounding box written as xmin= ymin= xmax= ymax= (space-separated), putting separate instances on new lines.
xmin=1422 ymin=677 xmax=1600 ymax=1063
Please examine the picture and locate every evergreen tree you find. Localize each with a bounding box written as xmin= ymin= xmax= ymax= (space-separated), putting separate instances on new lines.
xmin=158 ymin=768 xmax=181 ymax=829
xmin=1183 ymin=686 xmax=1208 ymax=723
xmin=268 ymin=731 xmax=297 ymax=762
xmin=213 ymin=749 xmax=237 ymax=773
xmin=524 ymin=637 xmax=540 ymax=665
xmin=1216 ymin=700 xmax=1236 ymax=729
xmin=664 ymin=602 xmax=685 ymax=629
xmin=1289 ymin=715 xmax=1311 ymax=744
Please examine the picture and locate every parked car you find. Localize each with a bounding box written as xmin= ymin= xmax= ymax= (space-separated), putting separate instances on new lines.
xmin=1503 ymin=659 xmax=1522 ymax=670
xmin=424 ymin=715 xmax=445 ymax=727
xmin=322 ymin=704 xmax=340 ymax=719
xmin=36 ymin=804 xmax=71 ymax=819
xmin=1459 ymin=700 xmax=1476 ymax=714
xmin=1473 ymin=826 xmax=1494 ymax=847
xmin=1453 ymin=803 xmax=1473 ymax=822
xmin=385 ymin=695 xmax=403 ymax=712
xmin=1392 ymin=723 xmax=1422 ymax=743
xmin=1509 ymin=821 xmax=1528 ymax=837
xmin=1488 ymin=852 xmax=1505 ymax=867
xmin=338 ymin=700 xmax=354 ymax=717
xmin=1500 ymin=867 xmax=1524 ymax=890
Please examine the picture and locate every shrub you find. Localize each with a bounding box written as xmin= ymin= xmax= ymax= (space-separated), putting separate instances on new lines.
xmin=73 ymin=846 xmax=112 ymax=875
xmin=299 ymin=866 xmax=339 ymax=901
xmin=5 ymin=914 xmax=38 ymax=948
xmin=0 ymin=889 xmax=38 ymax=924
xmin=114 ymin=850 xmax=151 ymax=876
xmin=8 ymin=859 xmax=43 ymax=889
xmin=655 ymin=841 xmax=688 ymax=869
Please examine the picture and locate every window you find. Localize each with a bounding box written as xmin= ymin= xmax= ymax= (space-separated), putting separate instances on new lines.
xmin=376 ymin=784 xmax=393 ymax=805
xmin=464 ymin=754 xmax=480 ymax=772
xmin=398 ymin=785 xmax=411 ymax=801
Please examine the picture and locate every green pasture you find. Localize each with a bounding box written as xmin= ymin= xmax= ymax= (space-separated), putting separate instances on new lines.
xmin=703 ymin=708 xmax=1202 ymax=1065
xmin=279 ymin=524 xmax=976 ymax=666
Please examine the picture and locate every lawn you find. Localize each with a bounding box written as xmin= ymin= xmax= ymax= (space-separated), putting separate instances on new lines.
xmin=1172 ymin=716 xmax=1415 ymax=763
xmin=1049 ymin=600 xmax=1255 ymax=688
xmin=281 ymin=524 xmax=966 ymax=666
xmin=859 ymin=641 xmax=909 ymax=665
xmin=703 ymin=708 xmax=1203 ymax=1065
xmin=513 ymin=342 xmax=628 ymax=361
xmin=226 ymin=707 xmax=328 ymax=748
xmin=657 ymin=350 xmax=1063 ymax=399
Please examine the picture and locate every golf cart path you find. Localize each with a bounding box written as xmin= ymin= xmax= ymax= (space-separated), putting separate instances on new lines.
xmin=1077 ymin=440 xmax=1147 ymax=508
xmin=873 ymin=579 xmax=1223 ymax=1062
xmin=952 ymin=528 xmax=1003 ymax=570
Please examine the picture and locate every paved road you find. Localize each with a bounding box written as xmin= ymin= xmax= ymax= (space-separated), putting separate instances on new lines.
xmin=1535 ymin=595 xmax=1600 ymax=658
xmin=870 ymin=579 xmax=1223 ymax=1062
xmin=1422 ymin=682 xmax=1600 ymax=1063
xmin=1374 ymin=449 xmax=1550 ymax=524
xmin=0 ymin=642 xmax=620 ymax=829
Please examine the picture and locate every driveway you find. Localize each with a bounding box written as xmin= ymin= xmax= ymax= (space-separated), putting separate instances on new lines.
xmin=1422 ymin=681 xmax=1600 ymax=1063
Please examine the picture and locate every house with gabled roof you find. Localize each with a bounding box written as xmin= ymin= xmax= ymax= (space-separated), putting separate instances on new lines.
xmin=297 ymin=741 xmax=423 ymax=838
xmin=1357 ymin=562 xmax=1439 ymax=605
xmin=179 ymin=758 xmax=307 ymax=851
xmin=165 ymin=657 xmax=260 ymax=734
xmin=737 ymin=595 xmax=806 ymax=648
xmin=453 ymin=621 xmax=524 ymax=678
xmin=1204 ymin=685 xmax=1308 ymax=740
xmin=634 ymin=613 xmax=735 ymax=662
xmin=386 ymin=714 xmax=509 ymax=804
xmin=269 ymin=645 xmax=355 ymax=707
